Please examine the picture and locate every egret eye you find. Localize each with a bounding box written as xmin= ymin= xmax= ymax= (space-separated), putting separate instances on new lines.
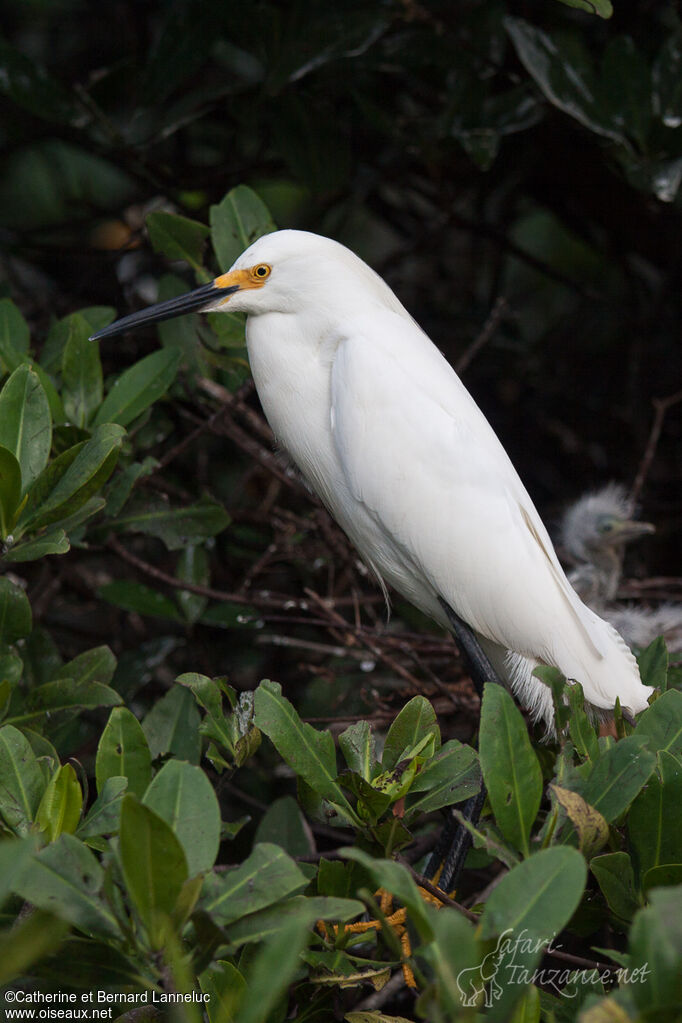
xmin=254 ymin=264 xmax=271 ymax=279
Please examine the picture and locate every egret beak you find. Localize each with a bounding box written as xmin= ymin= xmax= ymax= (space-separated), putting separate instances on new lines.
xmin=89 ymin=275 xmax=242 ymax=342
xmin=612 ymin=520 xmax=656 ymax=543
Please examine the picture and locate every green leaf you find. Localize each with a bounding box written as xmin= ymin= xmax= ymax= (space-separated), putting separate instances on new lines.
xmin=233 ymin=918 xmax=311 ymax=1023
xmin=147 ymin=210 xmax=210 ymax=271
xmin=416 ymin=905 xmax=479 ymax=1021
xmin=35 ymin=764 xmax=82 ymax=842
xmin=342 ymin=848 xmax=434 ymax=942
xmin=4 ymin=679 xmax=121 ymax=728
xmin=567 ymin=682 xmax=600 ymax=762
xmin=76 ymin=777 xmax=127 ymax=840
xmin=554 ymin=0 xmax=613 ymax=17
xmin=142 ymin=685 xmax=201 ymax=763
xmin=579 ymin=736 xmax=655 ymax=822
xmin=0 ymin=298 xmax=30 ymax=372
xmin=20 ymin=423 xmax=125 ymax=531
xmin=119 ymin=795 xmax=188 ymax=949
xmin=338 ymin=720 xmax=377 ymax=780
xmin=0 ymin=576 xmax=31 ymax=645
xmin=405 ymin=739 xmax=481 ymax=817
xmin=637 ymin=636 xmax=669 ymax=691
xmin=629 ymin=886 xmax=682 ymax=1015
xmin=480 ymin=847 xmax=587 ymax=1021
xmin=629 ymin=750 xmax=682 ymax=878
xmin=225 ymin=894 xmax=363 ymax=947
xmin=505 ymin=18 xmax=622 ymax=143
xmin=641 ymin=863 xmax=682 ymax=894
xmin=0 ymin=724 xmax=45 ymax=835
xmin=61 ymin=312 xmax=103 ymax=428
xmin=0 ymin=836 xmax=39 ymax=906
xmin=254 ymin=795 xmax=313 ymax=858
xmin=0 ymin=364 xmax=51 ymax=493
xmin=635 ymin=689 xmax=682 ymax=757
xmin=0 ymin=37 xmax=77 ymax=124
xmin=96 ymin=707 xmax=152 ymax=798
xmin=54 ymin=645 xmax=116 ymax=686
xmin=112 ymin=494 xmax=230 ymax=551
xmin=549 ymin=784 xmax=609 ymax=857
xmin=176 ymin=543 xmax=209 ymax=624
xmin=203 ymin=842 xmax=308 ymax=926
xmin=254 ymin=679 xmax=357 ymax=820
xmin=143 ymin=760 xmax=220 ymax=875
xmin=2 ymin=529 xmax=70 ymax=563
xmin=0 ymin=910 xmax=69 ymax=988
xmin=381 ymin=695 xmax=440 ymax=771
xmin=210 ymin=185 xmax=276 ymax=270
xmin=479 ymin=683 xmax=543 ymax=857
xmin=93 ymin=348 xmax=182 ymax=427
xmin=200 ymin=961 xmax=246 ymax=1023
xmin=32 ymin=937 xmax=147 ymax=993
xmin=14 ymin=833 xmax=120 ymax=938
xmin=591 ymin=851 xmax=641 ymax=923
xmin=0 ymin=445 xmax=22 ymax=537
xmin=98 ymin=580 xmax=182 ymax=621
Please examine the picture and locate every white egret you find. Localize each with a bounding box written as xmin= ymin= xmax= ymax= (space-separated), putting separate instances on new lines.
xmin=91 ymin=230 xmax=654 ymax=727
xmin=561 ymin=484 xmax=681 ymax=651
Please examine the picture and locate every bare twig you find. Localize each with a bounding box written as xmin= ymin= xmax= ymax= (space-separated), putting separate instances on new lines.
xmin=455 ymin=296 xmax=509 ymax=375
xmin=631 ymin=388 xmax=682 ymax=503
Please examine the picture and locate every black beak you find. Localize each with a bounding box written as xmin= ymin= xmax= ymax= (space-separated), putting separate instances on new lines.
xmin=89 ymin=281 xmax=240 ymax=341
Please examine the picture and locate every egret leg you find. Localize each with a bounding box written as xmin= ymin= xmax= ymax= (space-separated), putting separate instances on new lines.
xmin=423 ymin=600 xmax=503 ymax=891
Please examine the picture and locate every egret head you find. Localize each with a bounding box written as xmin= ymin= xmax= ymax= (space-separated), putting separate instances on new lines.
xmin=90 ymin=230 xmax=399 ymax=341
xmin=560 ymin=483 xmax=655 ymax=564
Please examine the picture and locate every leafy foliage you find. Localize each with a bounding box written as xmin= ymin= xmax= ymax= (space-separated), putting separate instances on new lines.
xmin=1 ymin=0 xmax=681 ymax=1019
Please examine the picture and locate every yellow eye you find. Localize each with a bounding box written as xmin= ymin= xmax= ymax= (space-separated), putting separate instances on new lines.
xmin=253 ymin=264 xmax=271 ymax=280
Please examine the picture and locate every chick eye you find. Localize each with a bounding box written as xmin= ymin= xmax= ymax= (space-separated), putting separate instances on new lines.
xmin=598 ymin=520 xmax=614 ymax=534
xmin=254 ymin=264 xmax=270 ymax=279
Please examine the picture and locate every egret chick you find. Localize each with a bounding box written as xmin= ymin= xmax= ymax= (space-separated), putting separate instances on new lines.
xmin=561 ymin=484 xmax=681 ymax=651
xmin=92 ymin=230 xmax=654 ymax=726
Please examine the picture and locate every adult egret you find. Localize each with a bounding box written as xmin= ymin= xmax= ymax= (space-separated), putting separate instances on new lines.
xmin=91 ymin=230 xmax=654 ymax=727
xmin=561 ymin=484 xmax=681 ymax=651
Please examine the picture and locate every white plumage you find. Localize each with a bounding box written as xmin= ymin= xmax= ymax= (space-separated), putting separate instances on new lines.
xmin=93 ymin=230 xmax=655 ymax=725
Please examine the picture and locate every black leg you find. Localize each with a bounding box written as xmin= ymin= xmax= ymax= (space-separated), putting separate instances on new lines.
xmin=423 ymin=601 xmax=504 ymax=891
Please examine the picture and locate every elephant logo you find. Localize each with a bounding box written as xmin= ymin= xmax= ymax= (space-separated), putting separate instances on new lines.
xmin=457 ymin=928 xmax=512 ymax=1008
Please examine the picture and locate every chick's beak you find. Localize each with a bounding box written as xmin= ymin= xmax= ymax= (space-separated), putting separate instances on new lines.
xmin=89 ymin=274 xmax=241 ymax=342
xmin=613 ymin=520 xmax=656 ymax=543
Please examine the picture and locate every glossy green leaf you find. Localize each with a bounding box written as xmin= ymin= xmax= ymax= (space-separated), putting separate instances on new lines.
xmin=14 ymin=833 xmax=120 ymax=938
xmin=0 ymin=298 xmax=30 ymax=372
xmin=54 ymin=645 xmax=116 ymax=686
xmin=76 ymin=776 xmax=127 ymax=839
xmin=567 ymin=682 xmax=600 ymax=762
xmin=416 ymin=903 xmax=478 ymax=1020
xmin=0 ymin=445 xmax=22 ymax=537
xmin=579 ymin=736 xmax=655 ymax=822
xmin=226 ymin=894 xmax=364 ymax=947
xmin=32 ymin=937 xmax=147 ymax=993
xmin=147 ymin=210 xmax=210 ymax=271
xmin=554 ymin=0 xmax=612 ymax=17
xmin=61 ymin=312 xmax=103 ymax=428
xmin=381 ymin=695 xmax=440 ymax=771
xmin=342 ymin=847 xmax=434 ymax=942
xmin=98 ymin=580 xmax=182 ymax=621
xmin=591 ymin=851 xmax=641 ymax=923
xmin=0 ymin=835 xmax=38 ymax=906
xmin=210 ymin=185 xmax=276 ymax=270
xmin=2 ymin=529 xmax=70 ymax=563
xmin=629 ymin=886 xmax=682 ymax=1015
xmin=200 ymin=961 xmax=245 ymax=1023
xmin=629 ymin=751 xmax=682 ymax=878
xmin=0 ymin=364 xmax=51 ymax=493
xmin=119 ymin=795 xmax=188 ymax=948
xmin=406 ymin=738 xmax=481 ymax=817
xmin=204 ymin=842 xmax=308 ymax=926
xmin=5 ymin=679 xmax=121 ymax=728
xmin=505 ymin=18 xmax=622 ymax=143
xmin=96 ymin=707 xmax=152 ymax=798
xmin=635 ymin=689 xmax=682 ymax=757
xmin=142 ymin=685 xmax=201 ymax=763
xmin=479 ymin=683 xmax=543 ymax=857
xmin=480 ymin=847 xmax=587 ymax=1021
xmin=35 ymin=764 xmax=82 ymax=842
xmin=254 ymin=679 xmax=357 ymax=819
xmin=0 ymin=576 xmax=32 ymax=645
xmin=143 ymin=760 xmax=220 ymax=875
xmin=176 ymin=543 xmax=210 ymax=623
xmin=93 ymin=348 xmax=182 ymax=427
xmin=637 ymin=636 xmax=669 ymax=692
xmin=338 ymin=720 xmax=377 ymax=780
xmin=20 ymin=423 xmax=125 ymax=530
xmin=254 ymin=795 xmax=313 ymax=858
xmin=112 ymin=494 xmax=230 ymax=551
